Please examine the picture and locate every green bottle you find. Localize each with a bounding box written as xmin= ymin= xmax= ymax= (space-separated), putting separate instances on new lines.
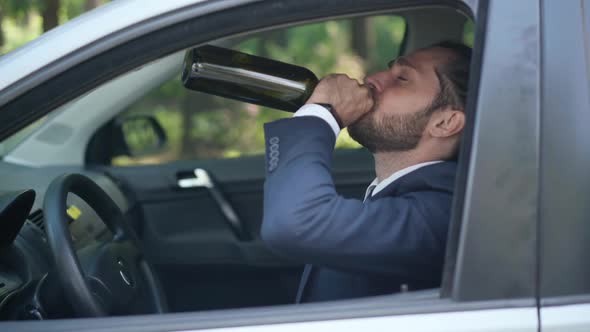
xmin=182 ymin=45 xmax=319 ymax=112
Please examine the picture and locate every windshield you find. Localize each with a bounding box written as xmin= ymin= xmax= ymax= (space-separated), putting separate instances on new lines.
xmin=0 ymin=117 xmax=47 ymax=158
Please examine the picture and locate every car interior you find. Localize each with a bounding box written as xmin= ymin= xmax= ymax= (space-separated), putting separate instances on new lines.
xmin=0 ymin=5 xmax=474 ymax=320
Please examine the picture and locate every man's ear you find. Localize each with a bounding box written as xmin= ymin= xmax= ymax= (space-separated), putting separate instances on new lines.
xmin=428 ymin=108 xmax=465 ymax=138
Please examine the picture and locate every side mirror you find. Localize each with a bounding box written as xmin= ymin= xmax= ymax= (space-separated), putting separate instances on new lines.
xmin=113 ymin=115 xmax=167 ymax=157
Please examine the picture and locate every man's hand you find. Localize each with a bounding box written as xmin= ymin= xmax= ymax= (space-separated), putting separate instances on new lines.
xmin=306 ymin=74 xmax=374 ymax=128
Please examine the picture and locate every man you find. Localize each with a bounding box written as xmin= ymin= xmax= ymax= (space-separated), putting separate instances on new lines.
xmin=261 ymin=41 xmax=471 ymax=303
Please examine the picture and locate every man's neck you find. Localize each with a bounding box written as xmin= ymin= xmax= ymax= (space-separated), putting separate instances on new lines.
xmin=373 ymin=151 xmax=434 ymax=182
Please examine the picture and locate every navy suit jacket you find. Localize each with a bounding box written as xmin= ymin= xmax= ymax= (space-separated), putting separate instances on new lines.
xmin=261 ymin=116 xmax=456 ymax=303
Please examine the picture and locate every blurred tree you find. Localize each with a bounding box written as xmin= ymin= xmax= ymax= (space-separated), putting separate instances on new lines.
xmin=0 ymin=8 xmax=4 ymax=49
xmin=0 ymin=0 xmax=59 ymax=32
xmin=85 ymin=0 xmax=100 ymax=11
xmin=351 ymin=17 xmax=374 ymax=61
xmin=0 ymin=0 xmax=32 ymax=50
xmin=40 ymin=0 xmax=59 ymax=31
xmin=463 ymin=20 xmax=474 ymax=47
xmin=0 ymin=0 xmax=34 ymax=20
xmin=0 ymin=0 xmax=108 ymax=47
xmin=61 ymin=0 xmax=107 ymax=21
xmin=0 ymin=0 xmax=112 ymax=53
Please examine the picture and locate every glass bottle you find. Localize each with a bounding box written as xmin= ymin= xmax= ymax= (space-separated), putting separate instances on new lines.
xmin=182 ymin=45 xmax=319 ymax=112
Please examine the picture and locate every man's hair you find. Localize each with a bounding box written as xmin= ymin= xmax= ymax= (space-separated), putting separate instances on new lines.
xmin=428 ymin=40 xmax=472 ymax=112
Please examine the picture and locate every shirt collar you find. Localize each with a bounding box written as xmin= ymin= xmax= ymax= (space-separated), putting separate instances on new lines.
xmin=364 ymin=160 xmax=444 ymax=200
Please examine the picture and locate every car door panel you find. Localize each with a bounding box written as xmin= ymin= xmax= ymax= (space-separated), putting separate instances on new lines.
xmin=98 ymin=148 xmax=374 ymax=311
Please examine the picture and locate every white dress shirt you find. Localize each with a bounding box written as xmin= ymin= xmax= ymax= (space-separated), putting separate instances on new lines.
xmin=363 ymin=161 xmax=443 ymax=199
xmin=294 ymin=103 xmax=341 ymax=137
xmin=294 ymin=104 xmax=443 ymax=199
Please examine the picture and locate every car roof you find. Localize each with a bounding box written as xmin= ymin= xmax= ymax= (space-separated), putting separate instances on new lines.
xmin=0 ymin=0 xmax=206 ymax=92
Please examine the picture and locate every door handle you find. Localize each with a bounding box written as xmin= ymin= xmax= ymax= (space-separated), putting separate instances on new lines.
xmin=177 ymin=169 xmax=251 ymax=241
xmin=177 ymin=168 xmax=213 ymax=189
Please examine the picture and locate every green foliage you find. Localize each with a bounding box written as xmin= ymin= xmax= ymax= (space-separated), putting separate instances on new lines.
xmin=0 ymin=0 xmax=109 ymax=54
xmin=0 ymin=0 xmax=39 ymax=20
xmin=0 ymin=13 xmax=42 ymax=54
xmin=59 ymin=0 xmax=89 ymax=21
xmin=463 ymin=20 xmax=475 ymax=47
xmin=369 ymin=16 xmax=406 ymax=73
xmin=0 ymin=0 xmax=82 ymax=22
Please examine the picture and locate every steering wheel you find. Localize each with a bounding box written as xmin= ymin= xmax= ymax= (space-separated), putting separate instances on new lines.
xmin=43 ymin=173 xmax=167 ymax=317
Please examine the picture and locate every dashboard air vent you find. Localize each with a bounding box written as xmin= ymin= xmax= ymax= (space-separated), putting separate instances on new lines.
xmin=28 ymin=210 xmax=45 ymax=232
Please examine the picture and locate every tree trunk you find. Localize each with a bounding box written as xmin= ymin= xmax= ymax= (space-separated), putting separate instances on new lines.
xmin=258 ymin=30 xmax=287 ymax=58
xmin=181 ymin=94 xmax=196 ymax=158
xmin=85 ymin=0 xmax=101 ymax=11
xmin=0 ymin=9 xmax=5 ymax=52
xmin=351 ymin=17 xmax=374 ymax=60
xmin=41 ymin=0 xmax=60 ymax=32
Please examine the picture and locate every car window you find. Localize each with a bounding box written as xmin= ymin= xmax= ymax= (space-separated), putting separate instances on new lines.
xmin=463 ymin=20 xmax=474 ymax=47
xmin=106 ymin=15 xmax=406 ymax=166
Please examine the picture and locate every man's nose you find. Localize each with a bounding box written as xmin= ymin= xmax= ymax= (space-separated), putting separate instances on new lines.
xmin=364 ymin=71 xmax=386 ymax=93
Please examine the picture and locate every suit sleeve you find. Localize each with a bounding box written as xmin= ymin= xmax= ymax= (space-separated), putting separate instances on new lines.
xmin=261 ymin=116 xmax=450 ymax=276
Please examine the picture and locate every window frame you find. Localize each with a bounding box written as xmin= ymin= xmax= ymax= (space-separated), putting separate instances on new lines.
xmin=446 ymin=0 xmax=541 ymax=302
xmin=538 ymin=0 xmax=590 ymax=301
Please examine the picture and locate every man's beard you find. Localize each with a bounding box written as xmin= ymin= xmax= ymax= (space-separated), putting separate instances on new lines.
xmin=348 ymin=105 xmax=433 ymax=153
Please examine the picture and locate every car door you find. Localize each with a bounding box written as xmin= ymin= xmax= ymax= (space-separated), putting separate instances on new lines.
xmin=0 ymin=0 xmax=544 ymax=331
xmin=89 ymin=146 xmax=374 ymax=311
